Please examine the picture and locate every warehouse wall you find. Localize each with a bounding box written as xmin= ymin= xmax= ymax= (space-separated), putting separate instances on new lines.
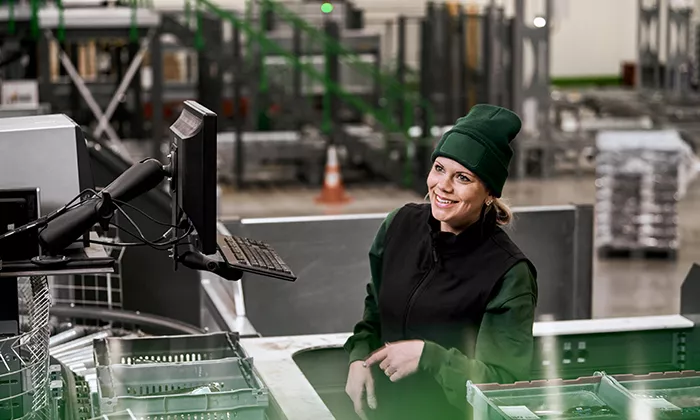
xmin=149 ymin=0 xmax=697 ymax=79
xmin=547 ymin=0 xmax=637 ymax=78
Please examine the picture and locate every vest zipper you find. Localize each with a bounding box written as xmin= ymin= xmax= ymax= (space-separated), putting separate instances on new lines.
xmin=402 ymin=246 xmax=439 ymax=337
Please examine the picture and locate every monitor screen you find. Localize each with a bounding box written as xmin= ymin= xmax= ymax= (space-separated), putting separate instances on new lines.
xmin=168 ymin=101 xmax=218 ymax=255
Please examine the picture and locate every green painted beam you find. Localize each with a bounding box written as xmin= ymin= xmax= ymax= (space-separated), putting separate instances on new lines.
xmin=551 ymin=75 xmax=623 ymax=88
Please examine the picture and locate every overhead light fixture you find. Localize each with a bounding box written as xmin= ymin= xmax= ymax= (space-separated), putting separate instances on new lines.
xmin=533 ymin=16 xmax=547 ymax=28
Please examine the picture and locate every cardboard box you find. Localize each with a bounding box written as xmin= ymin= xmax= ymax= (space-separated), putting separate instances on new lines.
xmin=1 ymin=80 xmax=39 ymax=106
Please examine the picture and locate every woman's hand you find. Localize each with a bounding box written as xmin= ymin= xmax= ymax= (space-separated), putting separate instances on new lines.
xmin=345 ymin=360 xmax=377 ymax=420
xmin=364 ymin=340 xmax=425 ymax=382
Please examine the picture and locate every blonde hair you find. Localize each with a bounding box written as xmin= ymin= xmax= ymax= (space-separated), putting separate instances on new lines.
xmin=488 ymin=197 xmax=513 ymax=226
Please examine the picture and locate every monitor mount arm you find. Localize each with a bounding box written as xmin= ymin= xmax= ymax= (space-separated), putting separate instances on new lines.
xmin=34 ymin=158 xmax=243 ymax=281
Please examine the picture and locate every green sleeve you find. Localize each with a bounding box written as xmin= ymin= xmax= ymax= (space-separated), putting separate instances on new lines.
xmin=343 ymin=208 xmax=400 ymax=364
xmin=417 ymin=260 xmax=538 ymax=411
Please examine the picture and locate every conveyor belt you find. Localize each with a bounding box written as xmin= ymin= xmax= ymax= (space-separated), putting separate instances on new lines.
xmin=226 ymin=204 xmax=594 ymax=337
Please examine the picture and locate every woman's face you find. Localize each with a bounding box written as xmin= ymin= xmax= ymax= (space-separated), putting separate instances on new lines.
xmin=426 ymin=157 xmax=491 ymax=234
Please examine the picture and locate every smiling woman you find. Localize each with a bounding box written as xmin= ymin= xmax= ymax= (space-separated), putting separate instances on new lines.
xmin=343 ymin=104 xmax=538 ymax=420
xmin=426 ymin=158 xmax=514 ymax=234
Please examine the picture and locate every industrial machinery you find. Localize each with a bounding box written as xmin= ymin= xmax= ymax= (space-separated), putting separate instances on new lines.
xmin=0 ymin=101 xmax=295 ymax=419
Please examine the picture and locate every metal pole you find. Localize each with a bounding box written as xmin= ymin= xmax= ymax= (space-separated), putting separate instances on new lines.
xmin=457 ymin=5 xmax=467 ymax=112
xmin=292 ymin=21 xmax=302 ymax=129
xmin=257 ymin=0 xmax=269 ymax=130
xmin=37 ymin=32 xmax=52 ymax=106
xmin=420 ymin=18 xmax=432 ymax=138
xmin=151 ymin=27 xmax=164 ymax=162
xmin=323 ymin=19 xmax=340 ymax=143
xmin=442 ymin=5 xmax=453 ymax=122
xmin=511 ymin=0 xmax=525 ymax=178
xmin=233 ymin=25 xmax=244 ymax=189
xmin=69 ymin=43 xmax=80 ymax=120
xmin=665 ymin=0 xmax=673 ymax=93
xmin=484 ymin=3 xmax=496 ymax=104
xmin=397 ymin=15 xmax=406 ymax=127
xmin=211 ymin=16 xmax=224 ymax=118
xmin=417 ymin=17 xmax=433 ymax=195
xmin=129 ymin=41 xmax=144 ymax=139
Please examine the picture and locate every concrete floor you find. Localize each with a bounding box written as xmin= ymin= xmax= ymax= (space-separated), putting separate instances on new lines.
xmin=219 ymin=175 xmax=700 ymax=320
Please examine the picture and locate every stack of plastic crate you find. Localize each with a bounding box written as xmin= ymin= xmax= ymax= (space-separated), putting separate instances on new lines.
xmin=467 ymin=374 xmax=631 ymax=419
xmin=467 ymin=371 xmax=700 ymax=419
xmin=605 ymin=370 xmax=700 ymax=418
xmin=595 ymin=130 xmax=695 ymax=258
xmin=90 ymin=332 xmax=268 ymax=419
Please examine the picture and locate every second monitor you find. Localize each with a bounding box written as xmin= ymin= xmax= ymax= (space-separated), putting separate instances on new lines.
xmin=167 ymin=101 xmax=296 ymax=282
xmin=168 ymin=101 xmax=218 ymax=256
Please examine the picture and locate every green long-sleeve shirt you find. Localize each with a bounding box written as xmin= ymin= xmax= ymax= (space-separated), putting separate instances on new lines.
xmin=344 ymin=208 xmax=538 ymax=412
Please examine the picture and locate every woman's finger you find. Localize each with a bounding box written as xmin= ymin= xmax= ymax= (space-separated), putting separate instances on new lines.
xmin=353 ymin=394 xmax=369 ymax=420
xmin=364 ymin=348 xmax=388 ymax=367
xmin=365 ymin=376 xmax=377 ymax=410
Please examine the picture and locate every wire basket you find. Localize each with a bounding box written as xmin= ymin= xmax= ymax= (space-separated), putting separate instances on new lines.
xmin=1 ymin=276 xmax=52 ymax=420
xmin=49 ymin=226 xmax=126 ymax=329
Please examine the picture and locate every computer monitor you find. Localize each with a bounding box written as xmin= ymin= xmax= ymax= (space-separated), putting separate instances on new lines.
xmin=0 ymin=114 xmax=94 ymax=250
xmin=168 ymin=101 xmax=218 ymax=255
xmin=0 ymin=114 xmax=93 ymax=215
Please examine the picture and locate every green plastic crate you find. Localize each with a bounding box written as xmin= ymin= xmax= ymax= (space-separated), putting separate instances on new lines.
xmin=467 ymin=374 xmax=632 ymax=420
xmin=93 ymin=332 xmax=242 ymax=367
xmin=608 ymin=370 xmax=700 ymax=418
xmin=97 ymin=357 xmax=268 ymax=419
xmin=96 ymin=357 xmax=251 ymax=398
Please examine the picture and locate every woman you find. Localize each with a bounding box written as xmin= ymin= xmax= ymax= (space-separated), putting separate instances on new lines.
xmin=343 ymin=104 xmax=538 ymax=420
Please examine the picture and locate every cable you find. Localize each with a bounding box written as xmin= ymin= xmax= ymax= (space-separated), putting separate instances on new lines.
xmin=113 ymin=202 xmax=149 ymax=245
xmin=112 ymin=202 xmax=194 ymax=249
xmin=113 ymin=198 xmax=176 ymax=228
xmin=107 ymin=220 xmax=193 ymax=250
xmin=1 ymin=184 xmax=195 ymax=253
xmin=0 ymin=188 xmax=99 ymax=243
xmin=87 ymin=238 xmax=193 ymax=248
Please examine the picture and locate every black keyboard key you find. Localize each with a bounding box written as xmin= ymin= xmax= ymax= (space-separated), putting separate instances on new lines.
xmin=217 ymin=234 xmax=297 ymax=281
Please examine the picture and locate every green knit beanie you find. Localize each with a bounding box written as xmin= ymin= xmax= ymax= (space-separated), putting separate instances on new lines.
xmin=430 ymin=104 xmax=522 ymax=197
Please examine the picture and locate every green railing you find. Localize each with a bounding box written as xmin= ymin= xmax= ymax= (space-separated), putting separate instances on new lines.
xmin=21 ymin=0 xmax=431 ymax=187
xmin=258 ymin=0 xmax=431 ymax=132
xmin=197 ymin=0 xmax=404 ymax=131
xmin=5 ymin=0 xmax=46 ymax=39
xmin=196 ymin=0 xmax=428 ymax=186
xmin=203 ymin=0 xmax=437 ymax=186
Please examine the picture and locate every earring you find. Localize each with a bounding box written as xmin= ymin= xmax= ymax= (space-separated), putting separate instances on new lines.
xmin=486 ymin=200 xmax=493 ymax=206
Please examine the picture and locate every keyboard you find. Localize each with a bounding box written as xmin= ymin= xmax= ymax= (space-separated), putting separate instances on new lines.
xmin=217 ymin=235 xmax=297 ymax=282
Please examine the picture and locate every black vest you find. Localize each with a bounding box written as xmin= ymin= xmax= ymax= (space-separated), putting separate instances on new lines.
xmin=371 ymin=203 xmax=532 ymax=420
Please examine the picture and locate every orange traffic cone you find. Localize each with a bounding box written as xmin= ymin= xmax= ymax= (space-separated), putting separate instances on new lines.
xmin=316 ymin=144 xmax=351 ymax=205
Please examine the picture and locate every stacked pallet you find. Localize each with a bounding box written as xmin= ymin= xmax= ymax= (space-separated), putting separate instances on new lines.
xmin=595 ymin=130 xmax=695 ymax=259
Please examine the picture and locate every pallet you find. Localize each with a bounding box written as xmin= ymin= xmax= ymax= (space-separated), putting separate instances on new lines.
xmin=597 ymin=246 xmax=678 ymax=260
